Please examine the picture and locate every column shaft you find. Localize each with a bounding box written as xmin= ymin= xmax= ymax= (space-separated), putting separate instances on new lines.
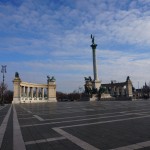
xmin=42 ymin=88 xmax=44 ymax=99
xmin=27 ymin=87 xmax=29 ymax=97
xmin=36 ymin=88 xmax=38 ymax=98
xmin=20 ymin=86 xmax=22 ymax=97
xmin=92 ymin=48 xmax=98 ymax=81
xmin=31 ymin=87 xmax=33 ymax=98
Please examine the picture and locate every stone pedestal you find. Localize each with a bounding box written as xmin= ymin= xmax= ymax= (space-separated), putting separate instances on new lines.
xmin=93 ymin=80 xmax=101 ymax=90
xmin=12 ymin=77 xmax=21 ymax=103
xmin=101 ymin=93 xmax=112 ymax=99
xmin=90 ymin=94 xmax=99 ymax=101
xmin=47 ymin=81 xmax=57 ymax=102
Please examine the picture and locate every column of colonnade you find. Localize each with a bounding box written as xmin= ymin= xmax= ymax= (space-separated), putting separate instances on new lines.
xmin=111 ymin=86 xmax=126 ymax=97
xmin=20 ymin=86 xmax=48 ymax=101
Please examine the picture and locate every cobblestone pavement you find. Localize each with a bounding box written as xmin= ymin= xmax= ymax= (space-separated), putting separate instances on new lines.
xmin=1 ymin=101 xmax=150 ymax=150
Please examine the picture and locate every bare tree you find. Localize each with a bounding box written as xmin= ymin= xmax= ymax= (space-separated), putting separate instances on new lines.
xmin=0 ymin=82 xmax=7 ymax=103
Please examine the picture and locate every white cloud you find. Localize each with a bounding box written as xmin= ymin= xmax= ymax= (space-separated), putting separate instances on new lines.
xmin=0 ymin=0 xmax=150 ymax=92
xmin=6 ymin=49 xmax=150 ymax=92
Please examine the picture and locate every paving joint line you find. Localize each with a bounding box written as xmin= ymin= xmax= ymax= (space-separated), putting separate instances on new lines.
xmin=109 ymin=140 xmax=150 ymax=150
xmin=25 ymin=136 xmax=66 ymax=145
xmin=53 ymin=127 xmax=100 ymax=150
xmin=0 ymin=105 xmax=7 ymax=111
xmin=56 ymin=114 xmax=150 ymax=129
xmin=0 ymin=105 xmax=12 ymax=148
xmin=33 ymin=115 xmax=44 ymax=121
xmin=13 ymin=104 xmax=26 ymax=150
xmin=44 ymin=108 xmax=150 ymax=121
xmin=21 ymin=112 xmax=150 ymax=128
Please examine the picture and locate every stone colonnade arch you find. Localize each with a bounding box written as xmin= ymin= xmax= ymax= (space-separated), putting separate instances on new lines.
xmin=12 ymin=73 xmax=56 ymax=103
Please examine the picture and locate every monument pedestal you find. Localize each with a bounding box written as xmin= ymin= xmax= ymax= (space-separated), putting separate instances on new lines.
xmin=13 ymin=76 xmax=21 ymax=104
xmin=101 ymin=93 xmax=112 ymax=99
xmin=89 ymin=80 xmax=101 ymax=101
xmin=93 ymin=80 xmax=101 ymax=89
xmin=90 ymin=94 xmax=99 ymax=101
xmin=47 ymin=81 xmax=57 ymax=102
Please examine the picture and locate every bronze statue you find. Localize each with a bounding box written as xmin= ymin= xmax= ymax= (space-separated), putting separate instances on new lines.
xmin=47 ymin=76 xmax=56 ymax=82
xmin=126 ymin=76 xmax=130 ymax=81
xmin=15 ymin=72 xmax=19 ymax=78
xmin=51 ymin=76 xmax=56 ymax=81
xmin=84 ymin=76 xmax=92 ymax=82
xmin=91 ymin=34 xmax=95 ymax=45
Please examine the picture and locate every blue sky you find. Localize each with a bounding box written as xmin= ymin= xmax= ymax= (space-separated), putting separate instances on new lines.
xmin=0 ymin=0 xmax=150 ymax=92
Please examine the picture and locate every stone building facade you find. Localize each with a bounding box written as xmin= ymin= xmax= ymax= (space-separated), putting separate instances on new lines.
xmin=12 ymin=73 xmax=57 ymax=103
xmin=101 ymin=76 xmax=133 ymax=98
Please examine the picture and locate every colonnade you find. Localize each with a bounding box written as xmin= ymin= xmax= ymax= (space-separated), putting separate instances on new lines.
xmin=108 ymin=86 xmax=126 ymax=97
xmin=102 ymin=76 xmax=133 ymax=98
xmin=13 ymin=75 xmax=57 ymax=103
xmin=20 ymin=84 xmax=48 ymax=101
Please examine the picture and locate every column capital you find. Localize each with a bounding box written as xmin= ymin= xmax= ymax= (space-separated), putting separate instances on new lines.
xmin=91 ymin=44 xmax=97 ymax=49
xmin=48 ymin=81 xmax=56 ymax=86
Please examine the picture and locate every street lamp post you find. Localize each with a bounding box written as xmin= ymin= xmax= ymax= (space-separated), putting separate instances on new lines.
xmin=1 ymin=65 xmax=7 ymax=105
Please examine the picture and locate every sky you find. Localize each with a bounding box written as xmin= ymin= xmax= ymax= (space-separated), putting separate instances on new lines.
xmin=0 ymin=0 xmax=150 ymax=93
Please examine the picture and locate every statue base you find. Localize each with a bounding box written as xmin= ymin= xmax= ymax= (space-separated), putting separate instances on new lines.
xmin=12 ymin=98 xmax=20 ymax=104
xmin=93 ymin=80 xmax=101 ymax=90
xmin=90 ymin=94 xmax=99 ymax=101
xmin=101 ymin=93 xmax=112 ymax=99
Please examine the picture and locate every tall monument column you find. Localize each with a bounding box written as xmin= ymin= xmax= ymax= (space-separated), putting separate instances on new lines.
xmin=91 ymin=44 xmax=98 ymax=81
xmin=91 ymin=34 xmax=101 ymax=90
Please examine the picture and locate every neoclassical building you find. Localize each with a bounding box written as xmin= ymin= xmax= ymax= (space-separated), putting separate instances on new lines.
xmin=13 ymin=72 xmax=57 ymax=103
xmin=101 ymin=76 xmax=133 ymax=98
xmin=84 ymin=76 xmax=133 ymax=100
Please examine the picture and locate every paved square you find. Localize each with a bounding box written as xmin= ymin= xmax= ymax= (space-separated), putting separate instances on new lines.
xmin=1 ymin=101 xmax=150 ymax=150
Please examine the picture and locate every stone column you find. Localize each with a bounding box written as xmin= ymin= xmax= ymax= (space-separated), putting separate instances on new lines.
xmin=27 ymin=87 xmax=29 ymax=98
xmin=23 ymin=86 xmax=25 ymax=97
xmin=91 ymin=44 xmax=98 ymax=81
xmin=12 ymin=74 xmax=21 ymax=103
xmin=20 ymin=86 xmax=22 ymax=98
xmin=91 ymin=40 xmax=101 ymax=90
xmin=21 ymin=86 xmax=23 ymax=97
xmin=24 ymin=87 xmax=26 ymax=97
xmin=31 ymin=87 xmax=33 ymax=99
xmin=29 ymin=87 xmax=32 ymax=98
xmin=116 ymin=87 xmax=119 ymax=97
xmin=42 ymin=88 xmax=44 ymax=99
xmin=27 ymin=87 xmax=30 ymax=97
xmin=36 ymin=88 xmax=38 ymax=98
xmin=111 ymin=87 xmax=114 ymax=96
xmin=121 ymin=87 xmax=124 ymax=96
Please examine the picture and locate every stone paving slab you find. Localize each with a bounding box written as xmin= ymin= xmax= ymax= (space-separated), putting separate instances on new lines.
xmin=2 ymin=101 xmax=150 ymax=149
xmin=137 ymin=147 xmax=150 ymax=150
xmin=21 ymin=126 xmax=62 ymax=142
xmin=63 ymin=116 xmax=150 ymax=150
xmin=21 ymin=113 xmax=140 ymax=127
xmin=26 ymin=139 xmax=84 ymax=150
xmin=0 ymin=105 xmax=10 ymax=126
